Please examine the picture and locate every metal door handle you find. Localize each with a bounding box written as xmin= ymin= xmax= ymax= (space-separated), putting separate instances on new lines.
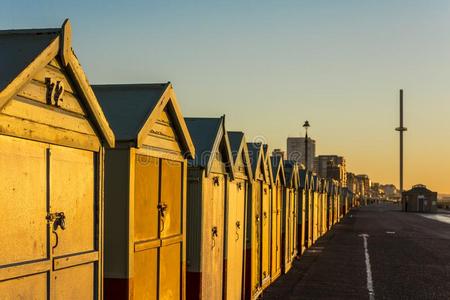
xmin=47 ymin=212 xmax=66 ymax=231
xmin=212 ymin=226 xmax=218 ymax=248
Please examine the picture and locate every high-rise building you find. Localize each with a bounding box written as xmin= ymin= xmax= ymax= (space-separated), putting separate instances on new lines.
xmin=272 ymin=148 xmax=286 ymax=160
xmin=326 ymin=160 xmax=347 ymax=187
xmin=314 ymin=155 xmax=346 ymax=185
xmin=286 ymin=137 xmax=315 ymax=170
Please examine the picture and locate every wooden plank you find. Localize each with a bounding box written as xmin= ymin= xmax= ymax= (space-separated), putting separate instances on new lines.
xmin=0 ymin=260 xmax=51 ymax=281
xmin=34 ymin=63 xmax=76 ymax=94
xmin=160 ymin=235 xmax=183 ymax=247
xmin=136 ymin=146 xmax=184 ymax=162
xmin=53 ymin=251 xmax=99 ymax=271
xmin=2 ymin=97 xmax=95 ymax=135
xmin=134 ymin=239 xmax=161 ymax=252
xmin=49 ymin=58 xmax=63 ymax=70
xmin=0 ymin=114 xmax=100 ymax=152
xmin=17 ymin=79 xmax=85 ymax=115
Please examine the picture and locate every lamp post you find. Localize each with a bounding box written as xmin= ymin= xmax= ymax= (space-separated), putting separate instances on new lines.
xmin=303 ymin=120 xmax=310 ymax=170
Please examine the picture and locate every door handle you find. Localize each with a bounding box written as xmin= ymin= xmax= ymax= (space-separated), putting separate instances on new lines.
xmin=46 ymin=212 xmax=66 ymax=231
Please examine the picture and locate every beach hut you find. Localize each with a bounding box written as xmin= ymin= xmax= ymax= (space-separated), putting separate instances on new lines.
xmin=261 ymin=145 xmax=273 ymax=290
xmin=184 ymin=116 xmax=234 ymax=300
xmin=283 ymin=160 xmax=299 ymax=273
xmin=332 ymin=180 xmax=339 ymax=225
xmin=320 ymin=178 xmax=329 ymax=236
xmin=224 ymin=131 xmax=253 ymax=300
xmin=326 ymin=179 xmax=334 ymax=230
xmin=297 ymin=168 xmax=309 ymax=255
xmin=93 ymin=83 xmax=194 ymax=299
xmin=269 ymin=155 xmax=285 ymax=281
xmin=312 ymin=175 xmax=320 ymax=244
xmin=0 ymin=20 xmax=114 ymax=299
xmin=244 ymin=142 xmax=270 ymax=300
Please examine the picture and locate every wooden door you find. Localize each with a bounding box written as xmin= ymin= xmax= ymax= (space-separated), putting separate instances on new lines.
xmin=0 ymin=136 xmax=99 ymax=299
xmin=225 ymin=179 xmax=246 ymax=300
xmin=251 ymin=181 xmax=262 ymax=295
xmin=202 ymin=174 xmax=225 ymax=300
xmin=271 ymin=185 xmax=281 ymax=279
xmin=291 ymin=190 xmax=297 ymax=259
xmin=133 ymin=155 xmax=183 ymax=300
xmin=50 ymin=145 xmax=98 ymax=299
xmin=261 ymin=183 xmax=270 ymax=286
xmin=285 ymin=190 xmax=292 ymax=267
xmin=0 ymin=136 xmax=49 ymax=299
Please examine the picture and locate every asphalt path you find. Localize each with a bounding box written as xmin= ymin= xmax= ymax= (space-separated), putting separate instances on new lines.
xmin=262 ymin=203 xmax=450 ymax=299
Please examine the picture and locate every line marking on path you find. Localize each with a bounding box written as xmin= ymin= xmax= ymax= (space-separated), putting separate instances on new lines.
xmin=359 ymin=233 xmax=375 ymax=300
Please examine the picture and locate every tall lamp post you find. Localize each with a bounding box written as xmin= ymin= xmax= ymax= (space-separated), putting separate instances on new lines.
xmin=303 ymin=120 xmax=310 ymax=170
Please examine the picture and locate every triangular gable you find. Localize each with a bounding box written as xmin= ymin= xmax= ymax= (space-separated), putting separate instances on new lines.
xmin=93 ymin=83 xmax=195 ymax=158
xmin=0 ymin=19 xmax=114 ymax=147
xmin=228 ymin=131 xmax=253 ymax=181
xmin=320 ymin=178 xmax=328 ymax=193
xmin=298 ymin=168 xmax=309 ymax=190
xmin=262 ymin=144 xmax=274 ymax=186
xmin=283 ymin=160 xmax=297 ymax=188
xmin=185 ymin=116 xmax=234 ymax=178
xmin=270 ymin=156 xmax=286 ymax=187
xmin=247 ymin=142 xmax=268 ymax=183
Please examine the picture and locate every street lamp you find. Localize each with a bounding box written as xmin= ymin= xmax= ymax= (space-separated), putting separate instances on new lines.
xmin=303 ymin=120 xmax=310 ymax=170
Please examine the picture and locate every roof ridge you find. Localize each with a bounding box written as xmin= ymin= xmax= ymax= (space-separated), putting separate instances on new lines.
xmin=0 ymin=28 xmax=60 ymax=36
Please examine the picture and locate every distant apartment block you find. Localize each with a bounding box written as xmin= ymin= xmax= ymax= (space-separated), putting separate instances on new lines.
xmin=314 ymin=155 xmax=347 ymax=186
xmin=356 ymin=174 xmax=371 ymax=197
xmin=286 ymin=137 xmax=315 ymax=170
xmin=347 ymin=172 xmax=357 ymax=193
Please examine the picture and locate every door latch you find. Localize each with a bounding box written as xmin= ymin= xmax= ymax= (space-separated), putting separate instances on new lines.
xmin=46 ymin=212 xmax=66 ymax=230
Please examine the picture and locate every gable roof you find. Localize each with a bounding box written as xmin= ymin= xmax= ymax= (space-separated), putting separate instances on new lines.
xmin=298 ymin=168 xmax=309 ymax=189
xmin=227 ymin=131 xmax=253 ymax=181
xmin=270 ymin=155 xmax=286 ymax=186
xmin=185 ymin=116 xmax=234 ymax=177
xmin=284 ymin=160 xmax=298 ymax=188
xmin=0 ymin=19 xmax=114 ymax=147
xmin=247 ymin=142 xmax=268 ymax=182
xmin=92 ymin=83 xmax=195 ymax=157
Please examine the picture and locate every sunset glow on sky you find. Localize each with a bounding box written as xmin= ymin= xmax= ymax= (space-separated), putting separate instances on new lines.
xmin=2 ymin=0 xmax=450 ymax=193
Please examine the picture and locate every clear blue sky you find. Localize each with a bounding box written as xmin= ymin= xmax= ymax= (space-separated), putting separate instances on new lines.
xmin=2 ymin=0 xmax=450 ymax=193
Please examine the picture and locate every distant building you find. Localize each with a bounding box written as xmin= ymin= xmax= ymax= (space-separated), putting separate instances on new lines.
xmin=347 ymin=172 xmax=357 ymax=194
xmin=326 ymin=160 xmax=347 ymax=187
xmin=356 ymin=174 xmax=370 ymax=198
xmin=314 ymin=155 xmax=347 ymax=186
xmin=381 ymin=184 xmax=398 ymax=200
xmin=272 ymin=148 xmax=286 ymax=160
xmin=370 ymin=182 xmax=383 ymax=198
xmin=286 ymin=137 xmax=315 ymax=170
xmin=402 ymin=184 xmax=437 ymax=213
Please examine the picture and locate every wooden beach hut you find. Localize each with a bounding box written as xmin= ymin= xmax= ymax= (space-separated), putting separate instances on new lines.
xmin=0 ymin=20 xmax=115 ymax=299
xmin=320 ymin=178 xmax=329 ymax=236
xmin=312 ymin=175 xmax=320 ymax=244
xmin=297 ymin=167 xmax=309 ymax=255
xmin=93 ymin=83 xmax=195 ymax=299
xmin=282 ymin=160 xmax=299 ymax=273
xmin=244 ymin=142 xmax=270 ymax=300
xmin=269 ymin=155 xmax=285 ymax=282
xmin=261 ymin=145 xmax=273 ymax=290
xmin=184 ymin=116 xmax=234 ymax=300
xmin=224 ymin=131 xmax=253 ymax=300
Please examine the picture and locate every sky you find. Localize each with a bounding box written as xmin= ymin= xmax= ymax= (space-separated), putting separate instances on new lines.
xmin=2 ymin=0 xmax=450 ymax=193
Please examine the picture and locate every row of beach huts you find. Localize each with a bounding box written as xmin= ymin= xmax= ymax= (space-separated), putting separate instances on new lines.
xmin=0 ymin=20 xmax=360 ymax=299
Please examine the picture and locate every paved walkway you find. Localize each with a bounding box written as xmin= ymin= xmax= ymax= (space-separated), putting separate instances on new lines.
xmin=262 ymin=203 xmax=450 ymax=299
